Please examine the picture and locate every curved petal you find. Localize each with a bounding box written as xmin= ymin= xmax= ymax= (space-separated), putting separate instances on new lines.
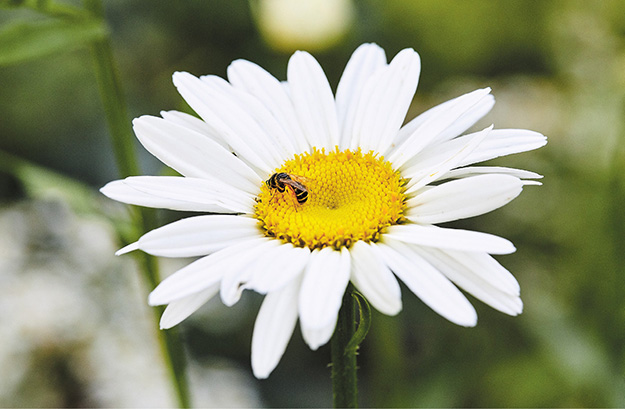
xmin=416 ymin=247 xmax=523 ymax=316
xmin=376 ymin=240 xmax=477 ymax=327
xmin=405 ymin=174 xmax=523 ymax=224
xmin=298 ymin=247 xmax=350 ymax=330
xmin=172 ymin=71 xmax=276 ymax=173
xmin=148 ymin=237 xmax=268 ymax=306
xmin=409 ymin=129 xmax=546 ymax=181
xmin=350 ymin=241 xmax=402 ymax=316
xmin=392 ymin=92 xmax=494 ymax=152
xmin=402 ymin=125 xmax=492 ymax=193
xmin=220 ymin=239 xmax=282 ymax=306
xmin=247 ymin=243 xmax=311 ymax=294
xmin=388 ymin=88 xmax=492 ymax=168
xmin=251 ymin=278 xmax=300 ymax=379
xmin=335 ymin=43 xmax=387 ymax=149
xmin=100 ymin=176 xmax=255 ymax=214
xmin=159 ymin=110 xmax=229 ymax=150
xmin=117 ymin=215 xmax=260 ymax=257
xmin=384 ymin=224 xmax=516 ymax=255
xmin=429 ymin=94 xmax=495 ymax=145
xmin=287 ymin=51 xmax=340 ymax=150
xmin=442 ymin=166 xmax=543 ymax=180
xmin=348 ymin=48 xmax=421 ymax=155
xmin=133 ymin=115 xmax=262 ymax=194
xmin=460 ymin=129 xmax=548 ymax=166
xmin=159 ymin=284 xmax=220 ymax=329
xmin=227 ymin=59 xmax=308 ymax=155
xmin=433 ymin=249 xmax=520 ymax=295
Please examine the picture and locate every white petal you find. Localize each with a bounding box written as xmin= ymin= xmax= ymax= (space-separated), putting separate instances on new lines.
xmin=148 ymin=237 xmax=268 ymax=306
xmin=393 ymin=96 xmax=453 ymax=148
xmin=247 ymin=243 xmax=311 ymax=294
xmin=197 ymin=74 xmax=288 ymax=167
xmin=403 ymin=125 xmax=492 ymax=194
xmin=376 ymin=240 xmax=477 ymax=327
xmin=335 ymin=43 xmax=387 ymax=149
xmin=159 ymin=284 xmax=220 ymax=329
xmin=115 ymin=242 xmax=138 ymax=256
xmin=100 ymin=179 xmax=231 ymax=213
xmin=352 ymin=48 xmax=421 ymax=154
xmin=159 ymin=110 xmax=230 ymax=150
xmin=251 ymin=278 xmax=300 ymax=379
xmin=133 ymin=115 xmax=262 ymax=194
xmin=392 ymin=91 xmax=494 ymax=152
xmin=227 ymin=59 xmax=309 ymax=155
xmin=420 ymin=129 xmax=546 ymax=173
xmin=384 ymin=224 xmax=516 ymax=255
xmin=220 ymin=239 xmax=282 ymax=306
xmin=201 ymin=74 xmax=297 ymax=161
xmin=431 ymin=94 xmax=495 ymax=145
xmin=298 ymin=247 xmax=350 ymax=330
xmin=172 ymin=71 xmax=275 ymax=173
xmin=461 ymin=129 xmax=547 ymax=166
xmin=442 ymin=166 xmax=543 ymax=180
xmin=349 ymin=241 xmax=402 ymax=316
xmin=403 ymin=129 xmax=547 ymax=179
xmin=301 ymin=314 xmax=337 ymax=351
xmin=287 ymin=51 xmax=340 ymax=149
xmin=388 ymin=88 xmax=492 ymax=168
xmin=416 ymin=248 xmax=523 ymax=315
xmin=101 ymin=176 xmax=255 ymax=214
xmin=406 ymin=174 xmax=523 ymax=224
xmin=434 ymin=249 xmax=520 ymax=295
xmin=119 ymin=215 xmax=260 ymax=257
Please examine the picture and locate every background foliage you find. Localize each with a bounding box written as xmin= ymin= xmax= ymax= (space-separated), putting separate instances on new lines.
xmin=1 ymin=0 xmax=624 ymax=407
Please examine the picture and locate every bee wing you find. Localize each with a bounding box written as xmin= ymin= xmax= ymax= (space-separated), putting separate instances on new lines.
xmin=288 ymin=174 xmax=314 ymax=193
xmin=289 ymin=174 xmax=313 ymax=184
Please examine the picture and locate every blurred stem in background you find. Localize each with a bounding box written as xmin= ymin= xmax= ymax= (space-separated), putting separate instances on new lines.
xmin=609 ymin=106 xmax=625 ymax=358
xmin=81 ymin=0 xmax=191 ymax=406
xmin=0 ymin=0 xmax=192 ymax=406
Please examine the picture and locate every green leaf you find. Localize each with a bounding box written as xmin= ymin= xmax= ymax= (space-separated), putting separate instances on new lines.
xmin=0 ymin=149 xmax=141 ymax=246
xmin=0 ymin=18 xmax=107 ymax=66
xmin=0 ymin=149 xmax=98 ymax=214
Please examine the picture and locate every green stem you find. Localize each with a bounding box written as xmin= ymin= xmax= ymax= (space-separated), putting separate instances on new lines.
xmin=135 ymin=250 xmax=191 ymax=409
xmin=331 ymin=285 xmax=359 ymax=408
xmin=82 ymin=0 xmax=190 ymax=406
xmin=5 ymin=0 xmax=89 ymax=20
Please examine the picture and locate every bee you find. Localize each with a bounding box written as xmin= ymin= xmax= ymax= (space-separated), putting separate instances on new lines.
xmin=266 ymin=172 xmax=310 ymax=204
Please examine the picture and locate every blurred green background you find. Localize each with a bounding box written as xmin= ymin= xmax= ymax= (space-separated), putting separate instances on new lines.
xmin=1 ymin=0 xmax=624 ymax=407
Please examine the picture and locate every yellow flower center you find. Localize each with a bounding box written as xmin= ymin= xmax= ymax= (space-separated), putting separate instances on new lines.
xmin=254 ymin=147 xmax=407 ymax=250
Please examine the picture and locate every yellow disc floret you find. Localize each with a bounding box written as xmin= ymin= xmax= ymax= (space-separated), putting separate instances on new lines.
xmin=255 ymin=147 xmax=406 ymax=250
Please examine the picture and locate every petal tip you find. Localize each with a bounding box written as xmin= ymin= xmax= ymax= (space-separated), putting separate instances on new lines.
xmin=115 ymin=242 xmax=139 ymax=256
xmin=148 ymin=290 xmax=166 ymax=307
xmin=159 ymin=317 xmax=176 ymax=330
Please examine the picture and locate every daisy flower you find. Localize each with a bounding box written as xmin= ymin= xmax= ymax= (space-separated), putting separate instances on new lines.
xmin=101 ymin=43 xmax=546 ymax=379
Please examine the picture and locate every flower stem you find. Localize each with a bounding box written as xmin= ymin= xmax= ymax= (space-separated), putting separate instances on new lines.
xmin=331 ymin=285 xmax=359 ymax=408
xmin=83 ymin=0 xmax=191 ymax=406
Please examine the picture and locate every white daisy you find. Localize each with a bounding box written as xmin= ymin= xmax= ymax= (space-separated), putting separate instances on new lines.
xmin=101 ymin=43 xmax=546 ymax=379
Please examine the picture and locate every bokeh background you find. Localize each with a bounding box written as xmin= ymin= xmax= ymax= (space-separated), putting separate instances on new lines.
xmin=1 ymin=0 xmax=624 ymax=407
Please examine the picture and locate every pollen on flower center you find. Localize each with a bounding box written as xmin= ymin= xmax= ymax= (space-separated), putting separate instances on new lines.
xmin=254 ymin=147 xmax=407 ymax=250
